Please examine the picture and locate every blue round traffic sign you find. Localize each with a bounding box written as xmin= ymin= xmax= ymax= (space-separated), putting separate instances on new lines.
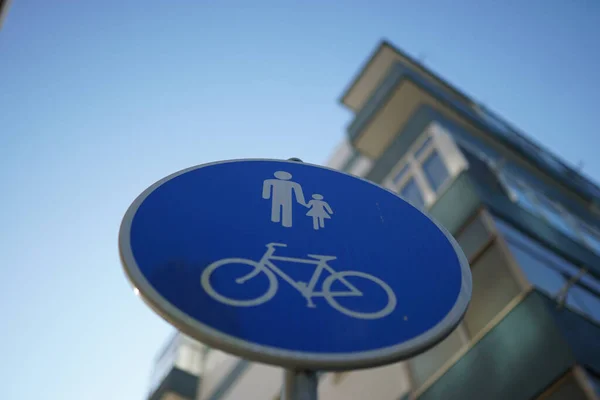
xmin=119 ymin=159 xmax=471 ymax=370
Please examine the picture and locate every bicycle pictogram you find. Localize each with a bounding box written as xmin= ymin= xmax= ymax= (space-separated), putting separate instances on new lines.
xmin=201 ymin=243 xmax=397 ymax=320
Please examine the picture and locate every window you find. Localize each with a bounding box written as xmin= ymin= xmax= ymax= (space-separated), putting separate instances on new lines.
xmin=535 ymin=195 xmax=580 ymax=241
xmin=499 ymin=174 xmax=539 ymax=215
xmin=400 ymin=178 xmax=425 ymax=209
xmin=505 ymin=238 xmax=567 ymax=297
xmin=580 ymin=223 xmax=600 ymax=254
xmin=496 ymin=218 xmax=600 ymax=323
xmin=569 ymin=286 xmax=600 ymax=321
xmin=384 ymin=128 xmax=466 ymax=210
xmin=500 ymin=170 xmax=600 ymax=256
xmin=422 ymin=150 xmax=450 ymax=192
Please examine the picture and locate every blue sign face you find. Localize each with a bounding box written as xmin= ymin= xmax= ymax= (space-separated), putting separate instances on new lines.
xmin=119 ymin=159 xmax=471 ymax=370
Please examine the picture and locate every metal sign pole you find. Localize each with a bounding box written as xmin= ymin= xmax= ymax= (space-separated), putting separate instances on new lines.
xmin=281 ymin=369 xmax=318 ymax=400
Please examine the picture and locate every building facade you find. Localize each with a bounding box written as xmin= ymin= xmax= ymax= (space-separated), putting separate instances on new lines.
xmin=146 ymin=41 xmax=600 ymax=400
xmin=0 ymin=0 xmax=12 ymax=29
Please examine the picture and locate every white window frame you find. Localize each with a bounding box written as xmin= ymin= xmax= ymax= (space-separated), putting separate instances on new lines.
xmin=383 ymin=124 xmax=467 ymax=209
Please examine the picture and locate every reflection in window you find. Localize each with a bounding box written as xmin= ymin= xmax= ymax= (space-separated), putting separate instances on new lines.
xmin=400 ymin=178 xmax=425 ymax=209
xmin=422 ymin=150 xmax=450 ymax=192
xmin=535 ymin=196 xmax=580 ymax=241
xmin=581 ymin=272 xmax=600 ymax=296
xmin=580 ymin=223 xmax=600 ymax=255
xmin=496 ymin=218 xmax=600 ymax=322
xmin=569 ymin=286 xmax=600 ymax=322
xmin=500 ymin=172 xmax=600 ymax=251
xmin=502 ymin=176 xmax=539 ymax=214
xmin=506 ymin=241 xmax=566 ymax=297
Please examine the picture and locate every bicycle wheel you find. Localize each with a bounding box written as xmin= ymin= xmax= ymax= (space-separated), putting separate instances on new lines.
xmin=201 ymin=258 xmax=278 ymax=307
xmin=322 ymin=271 xmax=397 ymax=320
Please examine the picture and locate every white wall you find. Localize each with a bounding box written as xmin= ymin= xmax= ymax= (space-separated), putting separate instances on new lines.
xmin=325 ymin=137 xmax=374 ymax=178
xmin=319 ymin=363 xmax=411 ymax=400
xmin=347 ymin=155 xmax=374 ymax=177
xmin=198 ymin=358 xmax=411 ymax=400
xmin=222 ymin=362 xmax=281 ymax=400
xmin=325 ymin=138 xmax=355 ymax=170
xmin=197 ymin=351 xmax=240 ymax=400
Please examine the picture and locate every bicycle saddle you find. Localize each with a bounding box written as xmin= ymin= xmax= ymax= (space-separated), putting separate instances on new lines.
xmin=307 ymin=254 xmax=337 ymax=261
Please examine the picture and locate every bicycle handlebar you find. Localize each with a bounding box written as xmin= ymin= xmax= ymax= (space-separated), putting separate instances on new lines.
xmin=267 ymin=242 xmax=287 ymax=248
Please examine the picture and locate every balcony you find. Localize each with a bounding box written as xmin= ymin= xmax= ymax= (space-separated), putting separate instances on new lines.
xmin=413 ymin=290 xmax=600 ymax=400
xmin=148 ymin=333 xmax=206 ymax=400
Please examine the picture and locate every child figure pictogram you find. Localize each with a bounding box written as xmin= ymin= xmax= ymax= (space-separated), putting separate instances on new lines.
xmin=305 ymin=194 xmax=333 ymax=230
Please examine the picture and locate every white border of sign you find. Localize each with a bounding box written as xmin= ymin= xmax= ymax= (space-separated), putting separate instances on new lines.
xmin=119 ymin=159 xmax=472 ymax=371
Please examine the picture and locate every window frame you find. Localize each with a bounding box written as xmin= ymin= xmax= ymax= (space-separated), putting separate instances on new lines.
xmin=383 ymin=125 xmax=467 ymax=209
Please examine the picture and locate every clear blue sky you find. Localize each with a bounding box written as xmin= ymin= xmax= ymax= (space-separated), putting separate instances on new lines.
xmin=1 ymin=1 xmax=599 ymax=399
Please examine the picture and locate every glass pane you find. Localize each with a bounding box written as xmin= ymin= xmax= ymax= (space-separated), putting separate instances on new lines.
xmin=502 ymin=177 xmax=539 ymax=214
xmin=496 ymin=219 xmax=581 ymax=277
xmin=400 ymin=178 xmax=425 ymax=209
xmin=580 ymin=223 xmax=600 ymax=255
xmin=422 ymin=150 xmax=450 ymax=192
xmin=535 ymin=196 xmax=580 ymax=241
xmin=392 ymin=163 xmax=410 ymax=185
xmin=581 ymin=272 xmax=600 ymax=295
xmin=505 ymin=239 xmax=566 ymax=297
xmin=569 ymin=286 xmax=600 ymax=322
xmin=414 ymin=136 xmax=433 ymax=159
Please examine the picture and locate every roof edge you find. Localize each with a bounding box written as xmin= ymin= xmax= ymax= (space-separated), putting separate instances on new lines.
xmin=338 ymin=39 xmax=393 ymax=108
xmin=339 ymin=39 xmax=477 ymax=111
xmin=0 ymin=0 xmax=13 ymax=30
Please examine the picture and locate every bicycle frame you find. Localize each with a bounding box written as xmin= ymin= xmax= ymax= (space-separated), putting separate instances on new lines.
xmin=241 ymin=243 xmax=362 ymax=307
xmin=204 ymin=242 xmax=397 ymax=319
